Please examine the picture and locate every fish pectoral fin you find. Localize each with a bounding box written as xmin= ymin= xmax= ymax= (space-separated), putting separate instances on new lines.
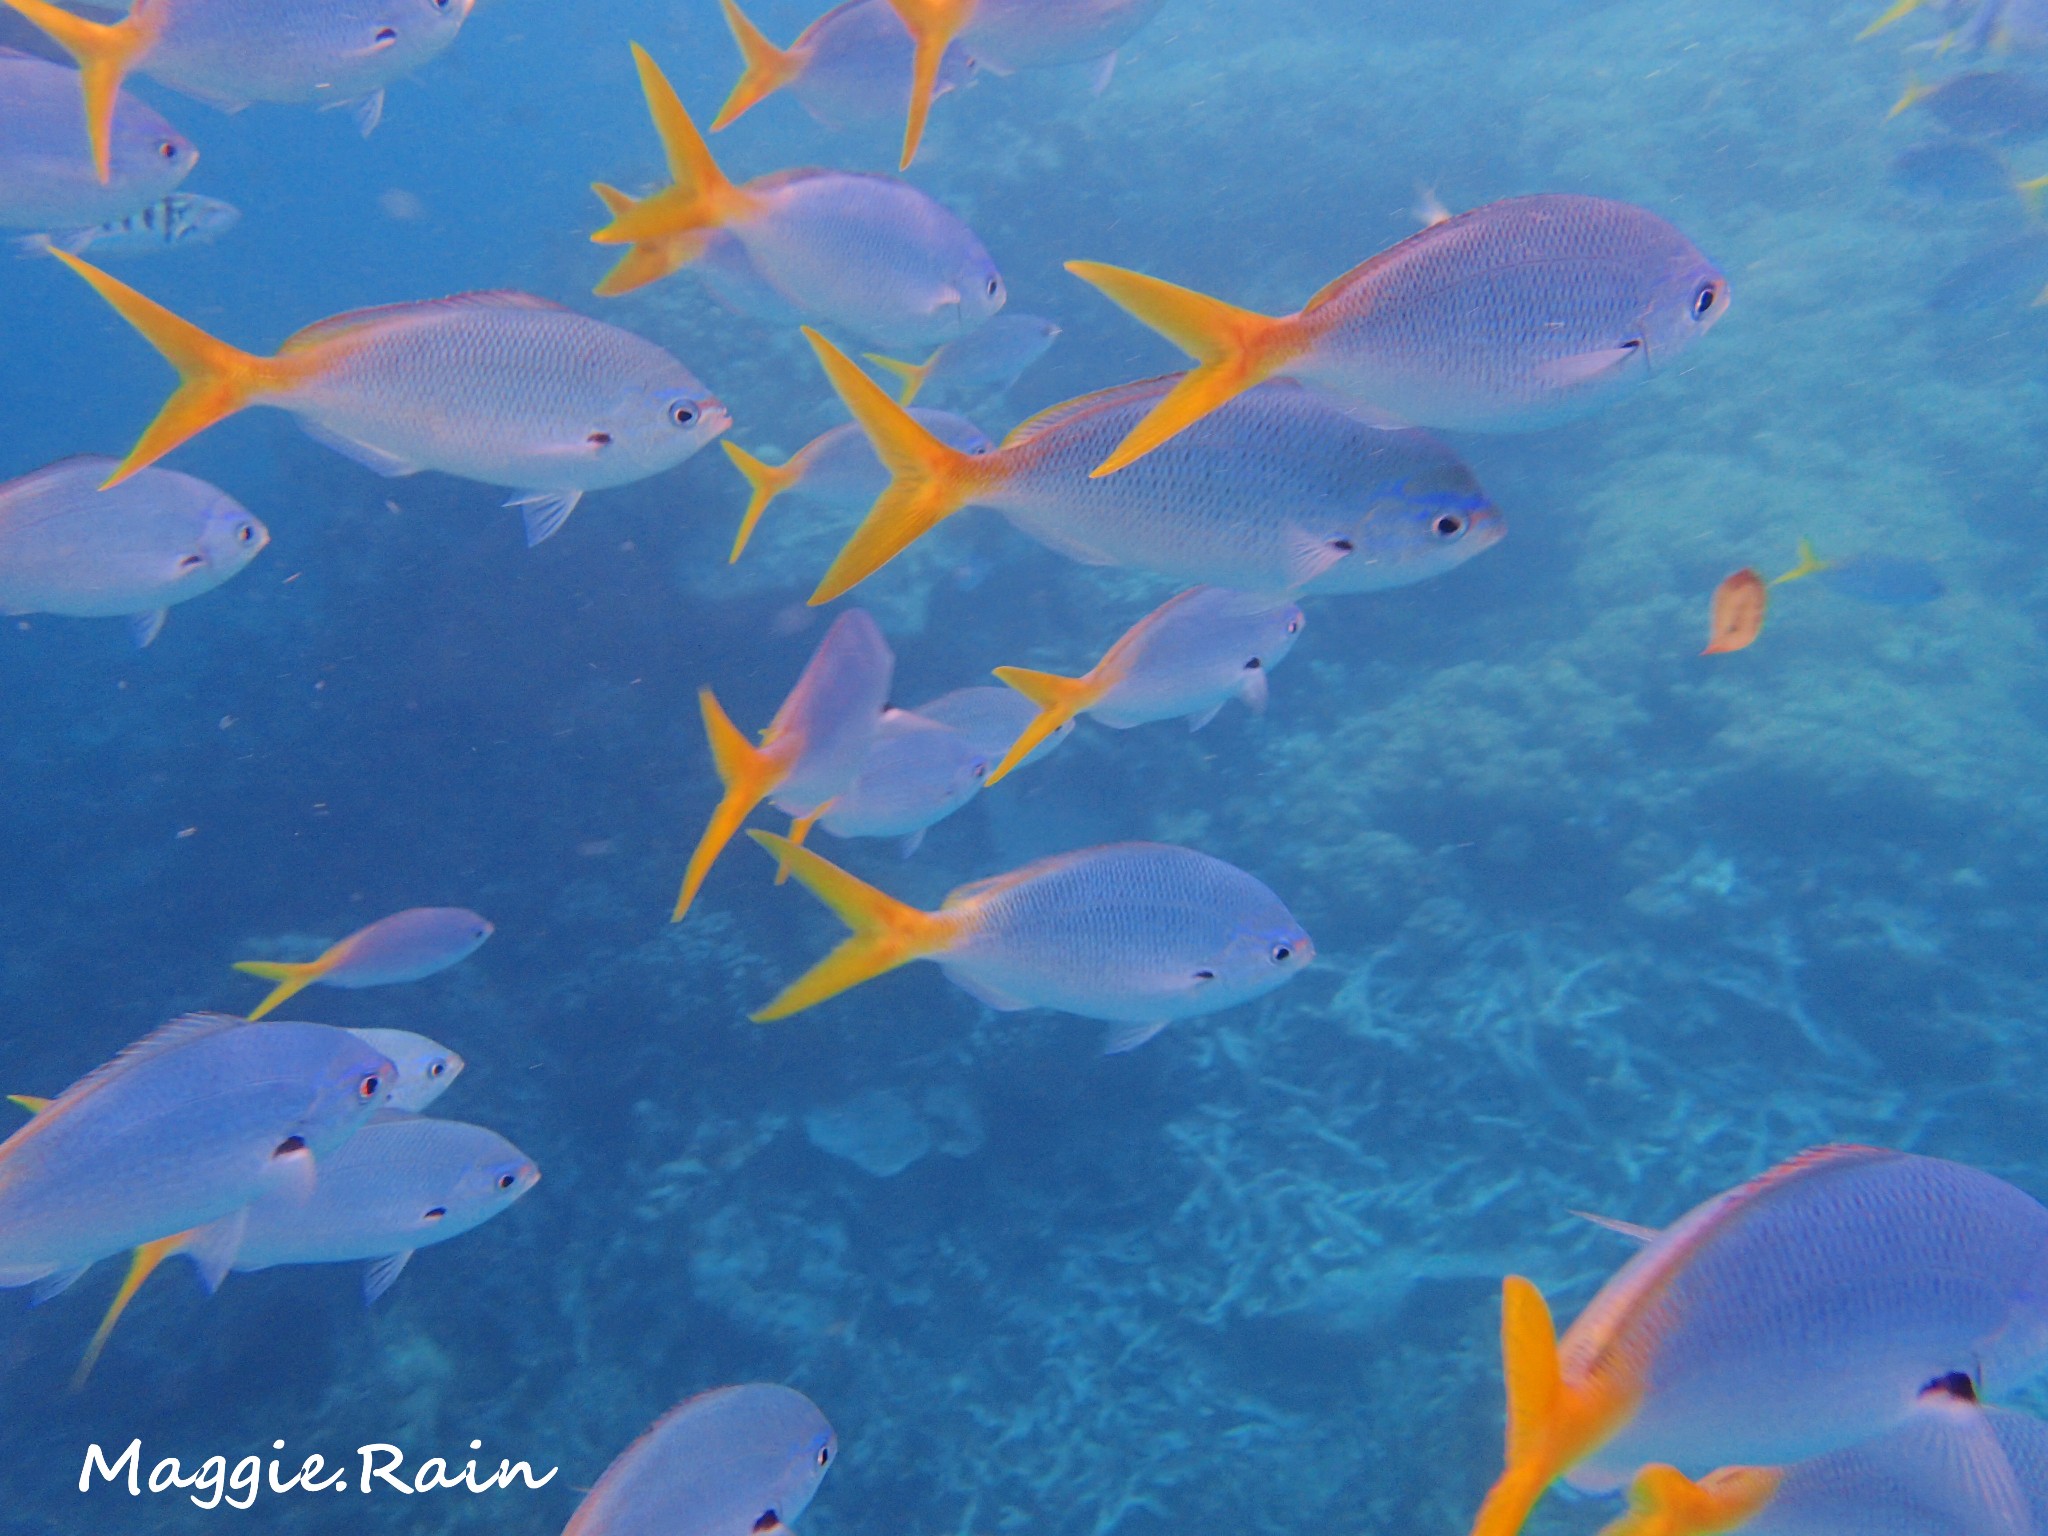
xmin=1284 ymin=525 xmax=1355 ymax=587
xmin=296 ymin=418 xmax=422 ymax=477
xmin=180 ymin=1207 xmax=249 ymax=1295
xmin=127 ymin=609 xmax=167 ymax=649
xmin=1186 ymin=700 xmax=1225 ymax=732
xmin=897 ymin=828 xmax=926 ymax=858
xmin=350 ymin=89 xmax=385 ymax=137
xmin=30 ymin=1264 xmax=91 ymax=1305
xmin=507 ymin=489 xmax=584 ymax=548
xmin=363 ymin=1251 xmax=413 ymax=1305
xmin=1569 ymin=1209 xmax=1660 ymax=1244
xmin=1101 ymin=1019 xmax=1168 ymax=1055
xmin=1086 ymin=49 xmax=1118 ymax=95
xmin=946 ymin=968 xmax=1028 ymax=1012
xmin=1533 ymin=345 xmax=1643 ymax=388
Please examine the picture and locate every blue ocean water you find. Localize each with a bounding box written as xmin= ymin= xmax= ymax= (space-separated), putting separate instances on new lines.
xmin=6 ymin=0 xmax=2048 ymax=1531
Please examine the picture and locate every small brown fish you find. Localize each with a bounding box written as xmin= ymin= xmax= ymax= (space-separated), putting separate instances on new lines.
xmin=1703 ymin=568 xmax=1766 ymax=655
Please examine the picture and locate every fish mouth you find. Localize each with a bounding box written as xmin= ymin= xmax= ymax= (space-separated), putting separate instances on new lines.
xmin=701 ymin=402 xmax=734 ymax=439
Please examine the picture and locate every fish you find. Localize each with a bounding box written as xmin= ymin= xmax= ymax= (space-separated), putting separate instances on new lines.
xmin=722 ymin=408 xmax=993 ymax=562
xmin=344 ymin=1029 xmax=464 ymax=1113
xmin=799 ymin=328 xmax=1503 ymax=604
xmin=1464 ymin=1146 xmax=2048 ymax=1536
xmin=1064 ymin=194 xmax=1729 ymax=475
xmin=1891 ymin=70 xmax=2048 ymax=139
xmin=808 ymin=706 xmax=990 ymax=854
xmin=1703 ymin=569 xmax=1765 ymax=654
xmin=1773 ymin=539 xmax=1945 ymax=607
xmin=1888 ymin=140 xmax=2020 ymax=203
xmin=865 ymin=312 xmax=1062 ymax=404
xmin=50 ymin=252 xmax=730 ymax=547
xmin=233 ymin=907 xmax=494 ymax=1020
xmin=1927 ymin=229 xmax=2048 ymax=310
xmin=674 ymin=609 xmax=893 ymax=921
xmin=748 ymin=834 xmax=1313 ymax=1052
xmin=562 ymin=1383 xmax=836 ymax=1536
xmin=986 ymin=587 xmax=1303 ymax=785
xmin=912 ymin=683 xmax=1073 ymax=767
xmin=0 ymin=1013 xmax=393 ymax=1300
xmin=0 ymin=49 xmax=195 ymax=229
xmin=17 ymin=189 xmax=239 ymax=258
xmin=0 ymin=0 xmax=473 ymax=181
xmin=590 ymin=44 xmax=1007 ymax=351
xmin=880 ymin=0 xmax=1166 ymax=167
xmin=0 ymin=455 xmax=267 ymax=647
xmin=711 ymin=0 xmax=978 ymax=133
xmin=1869 ymin=0 xmax=2048 ymax=49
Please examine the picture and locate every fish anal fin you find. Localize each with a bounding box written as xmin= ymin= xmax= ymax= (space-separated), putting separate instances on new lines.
xmin=297 ymin=418 xmax=421 ymax=477
xmin=1600 ymin=1465 xmax=1784 ymax=1536
xmin=1101 ymin=1019 xmax=1167 ymax=1054
xmin=508 ymin=488 xmax=583 ymax=547
xmin=363 ymin=1250 xmax=413 ymax=1304
xmin=127 ymin=609 xmax=167 ymax=648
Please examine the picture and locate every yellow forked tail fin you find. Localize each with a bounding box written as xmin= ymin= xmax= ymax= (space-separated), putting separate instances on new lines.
xmin=232 ymin=954 xmax=337 ymax=1021
xmin=673 ymin=688 xmax=789 ymax=922
xmin=746 ymin=830 xmax=957 ymax=1018
xmin=1063 ymin=260 xmax=1299 ymax=475
xmin=721 ymin=442 xmax=804 ymax=562
xmin=1771 ymin=538 xmax=1829 ymax=587
xmin=2 ymin=0 xmax=159 ymax=182
xmin=883 ymin=0 xmax=977 ymax=168
xmin=1469 ymin=1276 xmax=1575 ymax=1536
xmin=1888 ymin=77 xmax=1934 ymax=118
xmin=73 ymin=1234 xmax=183 ymax=1390
xmin=864 ymin=349 xmax=937 ymax=405
xmin=984 ymin=666 xmax=1103 ymax=787
xmin=51 ymin=250 xmax=278 ymax=484
xmin=1596 ymin=1466 xmax=1784 ymax=1536
xmin=1858 ymin=0 xmax=1925 ymax=39
xmin=801 ymin=327 xmax=991 ymax=605
xmin=711 ymin=0 xmax=803 ymax=129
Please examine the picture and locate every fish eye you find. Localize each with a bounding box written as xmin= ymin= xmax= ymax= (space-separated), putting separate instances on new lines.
xmin=1692 ymin=284 xmax=1718 ymax=319
xmin=670 ymin=402 xmax=698 ymax=427
xmin=1270 ymin=943 xmax=1293 ymax=963
xmin=423 ymin=1206 xmax=447 ymax=1220
xmin=985 ymin=277 xmax=1001 ymax=298
xmin=236 ymin=522 xmax=256 ymax=543
xmin=275 ymin=1135 xmax=307 ymax=1157
xmin=374 ymin=25 xmax=397 ymax=42
xmin=1193 ymin=968 xmax=1216 ymax=982
xmin=358 ymin=1074 xmax=382 ymax=1100
xmin=496 ymin=1173 xmax=517 ymax=1191
xmin=1243 ymin=656 xmax=1261 ymax=670
xmin=972 ymin=762 xmax=987 ymax=778
xmin=586 ymin=431 xmax=613 ymax=447
xmin=177 ymin=553 xmax=205 ymax=572
xmin=754 ymin=1511 xmax=781 ymax=1533
xmin=816 ymin=1446 xmax=831 ymax=1468
xmin=427 ymin=1059 xmax=447 ymax=1078
xmin=1433 ymin=513 xmax=1466 ymax=538
xmin=157 ymin=140 xmax=179 ymax=159
xmin=1332 ymin=538 xmax=1354 ymax=553
xmin=1286 ymin=617 xmax=1301 ymax=633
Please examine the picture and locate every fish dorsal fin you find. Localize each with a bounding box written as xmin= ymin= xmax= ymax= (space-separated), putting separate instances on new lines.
xmin=1001 ymin=375 xmax=1187 ymax=449
xmin=943 ymin=851 xmax=1083 ymax=909
xmin=1301 ymin=220 xmax=1451 ymax=314
xmin=51 ymin=1012 xmax=246 ymax=1107
xmin=283 ymin=292 xmax=567 ymax=353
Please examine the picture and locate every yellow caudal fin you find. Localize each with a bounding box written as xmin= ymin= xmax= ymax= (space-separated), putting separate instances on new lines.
xmin=2020 ymin=173 xmax=2048 ymax=214
xmin=1469 ymin=1276 xmax=1568 ymax=1536
xmin=72 ymin=1235 xmax=182 ymax=1390
xmin=864 ymin=350 xmax=937 ymax=406
xmin=711 ymin=0 xmax=802 ymax=130
xmin=2 ymin=0 xmax=159 ymax=182
xmin=232 ymin=957 xmax=333 ymax=1021
xmin=984 ymin=666 xmax=1103 ymax=787
xmin=745 ymin=830 xmax=957 ymax=1018
xmin=50 ymin=250 xmax=275 ymax=484
xmin=721 ymin=442 xmax=803 ymax=562
xmin=1063 ymin=261 xmax=1299 ymax=476
xmin=1771 ymin=538 xmax=1830 ymax=586
xmin=801 ymin=326 xmax=991 ymax=605
xmin=886 ymin=0 xmax=977 ymax=168
xmin=1888 ymin=77 xmax=1934 ymax=118
xmin=1858 ymin=0 xmax=1925 ymax=38
xmin=673 ymin=688 xmax=788 ymax=921
xmin=774 ymin=803 xmax=829 ymax=884
xmin=1597 ymin=1466 xmax=1784 ymax=1536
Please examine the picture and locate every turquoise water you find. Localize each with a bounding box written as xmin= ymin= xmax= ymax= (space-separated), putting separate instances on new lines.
xmin=6 ymin=0 xmax=2048 ymax=1531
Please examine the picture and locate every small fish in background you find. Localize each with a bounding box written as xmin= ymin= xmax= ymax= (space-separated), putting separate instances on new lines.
xmin=0 ymin=455 xmax=267 ymax=648
xmin=721 ymin=408 xmax=993 ymax=561
xmin=1464 ymin=1147 xmax=2048 ymax=1536
xmin=233 ymin=907 xmax=494 ymax=1020
xmin=1865 ymin=0 xmax=2048 ymax=49
xmin=50 ymin=251 xmax=729 ymax=547
xmin=985 ymin=587 xmax=1304 ymax=787
xmin=1773 ymin=538 xmax=1946 ymax=607
xmin=0 ymin=0 xmax=473 ymax=180
xmin=1887 ymin=139 xmax=2025 ymax=203
xmin=748 ymin=834 xmax=1313 ymax=1053
xmin=1066 ymin=193 xmax=1730 ymax=475
xmin=809 ymin=706 xmax=990 ymax=856
xmin=864 ymin=312 xmax=1061 ymax=405
xmin=590 ymin=45 xmax=1006 ymax=351
xmin=1889 ymin=69 xmax=2048 ymax=139
xmin=1703 ymin=568 xmax=1766 ymax=654
xmin=711 ymin=0 xmax=979 ymax=133
xmin=799 ymin=329 xmax=1502 ymax=603
xmin=343 ymin=1028 xmax=464 ymax=1113
xmin=673 ymin=609 xmax=893 ymax=921
xmin=16 ymin=191 xmax=239 ymax=259
xmin=1927 ymin=227 xmax=2048 ymax=309
xmin=562 ymin=1384 xmax=836 ymax=1536
xmin=913 ymin=683 xmax=1073 ymax=767
xmin=0 ymin=51 xmax=196 ymax=231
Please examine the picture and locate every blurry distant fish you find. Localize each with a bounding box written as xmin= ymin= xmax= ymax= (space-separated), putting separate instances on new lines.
xmin=0 ymin=0 xmax=472 ymax=180
xmin=590 ymin=44 xmax=1006 ymax=352
xmin=0 ymin=50 xmax=196 ymax=230
xmin=674 ymin=609 xmax=892 ymax=921
xmin=801 ymin=330 xmax=1503 ymax=604
xmin=749 ymin=834 xmax=1312 ymax=1052
xmin=1928 ymin=227 xmax=2048 ymax=309
xmin=51 ymin=252 xmax=729 ymax=547
xmin=865 ymin=313 xmax=1061 ymax=404
xmin=1703 ymin=568 xmax=1766 ymax=654
xmin=562 ymin=1384 xmax=836 ymax=1536
xmin=1891 ymin=70 xmax=2048 ymax=138
xmin=881 ymin=0 xmax=1166 ymax=166
xmin=1412 ymin=184 xmax=1455 ymax=228
xmin=234 ymin=907 xmax=494 ymax=1020
xmin=986 ymin=587 xmax=1303 ymax=786
xmin=345 ymin=1028 xmax=463 ymax=1113
xmin=1067 ymin=194 xmax=1730 ymax=474
xmin=914 ymin=683 xmax=1073 ymax=767
xmin=1464 ymin=1146 xmax=2048 ymax=1536
xmin=0 ymin=456 xmax=267 ymax=648
xmin=1865 ymin=0 xmax=2048 ymax=49
xmin=812 ymin=706 xmax=989 ymax=854
xmin=712 ymin=0 xmax=978 ymax=132
xmin=722 ymin=408 xmax=993 ymax=561
xmin=1887 ymin=139 xmax=2021 ymax=201
xmin=1773 ymin=538 xmax=1945 ymax=606
xmin=17 ymin=191 xmax=238 ymax=258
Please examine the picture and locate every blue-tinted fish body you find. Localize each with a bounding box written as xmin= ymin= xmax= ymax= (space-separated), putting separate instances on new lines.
xmin=868 ymin=312 xmax=1060 ymax=404
xmin=820 ymin=707 xmax=988 ymax=845
xmin=1927 ymin=229 xmax=2048 ymax=310
xmin=1078 ymin=587 xmax=1303 ymax=729
xmin=715 ymin=0 xmax=978 ymax=131
xmin=0 ymin=50 xmax=195 ymax=229
xmin=964 ymin=0 xmax=1164 ymax=71
xmin=1889 ymin=139 xmax=2015 ymax=201
xmin=21 ymin=189 xmax=238 ymax=257
xmin=344 ymin=1029 xmax=463 ymax=1113
xmin=914 ymin=684 xmax=1072 ymax=765
xmin=1916 ymin=70 xmax=2048 ymax=138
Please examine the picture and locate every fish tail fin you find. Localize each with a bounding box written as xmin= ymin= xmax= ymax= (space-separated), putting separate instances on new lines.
xmin=863 ymin=350 xmax=936 ymax=405
xmin=591 ymin=224 xmax=711 ymax=298
xmin=1063 ymin=260 xmax=1296 ymax=475
xmin=591 ymin=44 xmax=752 ymax=280
xmin=721 ymin=442 xmax=803 ymax=562
xmin=231 ymin=957 xmax=330 ymax=1021
xmin=984 ymin=666 xmax=1103 ymax=786
xmin=50 ymin=250 xmax=272 ymax=484
xmin=801 ymin=326 xmax=985 ymax=604
xmin=1597 ymin=1466 xmax=1784 ymax=1536
xmin=2020 ymin=173 xmax=2048 ymax=214
xmin=673 ymin=687 xmax=785 ymax=921
xmin=71 ymin=1235 xmax=183 ymax=1390
xmin=1887 ymin=75 xmax=1933 ymax=118
xmin=893 ymin=0 xmax=974 ymax=168
xmin=1858 ymin=0 xmax=1925 ymax=38
xmin=1469 ymin=1276 xmax=1566 ymax=1536
xmin=711 ymin=0 xmax=802 ymax=130
xmin=1771 ymin=537 xmax=1829 ymax=586
xmin=745 ymin=830 xmax=954 ymax=1019
xmin=2 ymin=0 xmax=155 ymax=183
xmin=774 ymin=803 xmax=829 ymax=883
